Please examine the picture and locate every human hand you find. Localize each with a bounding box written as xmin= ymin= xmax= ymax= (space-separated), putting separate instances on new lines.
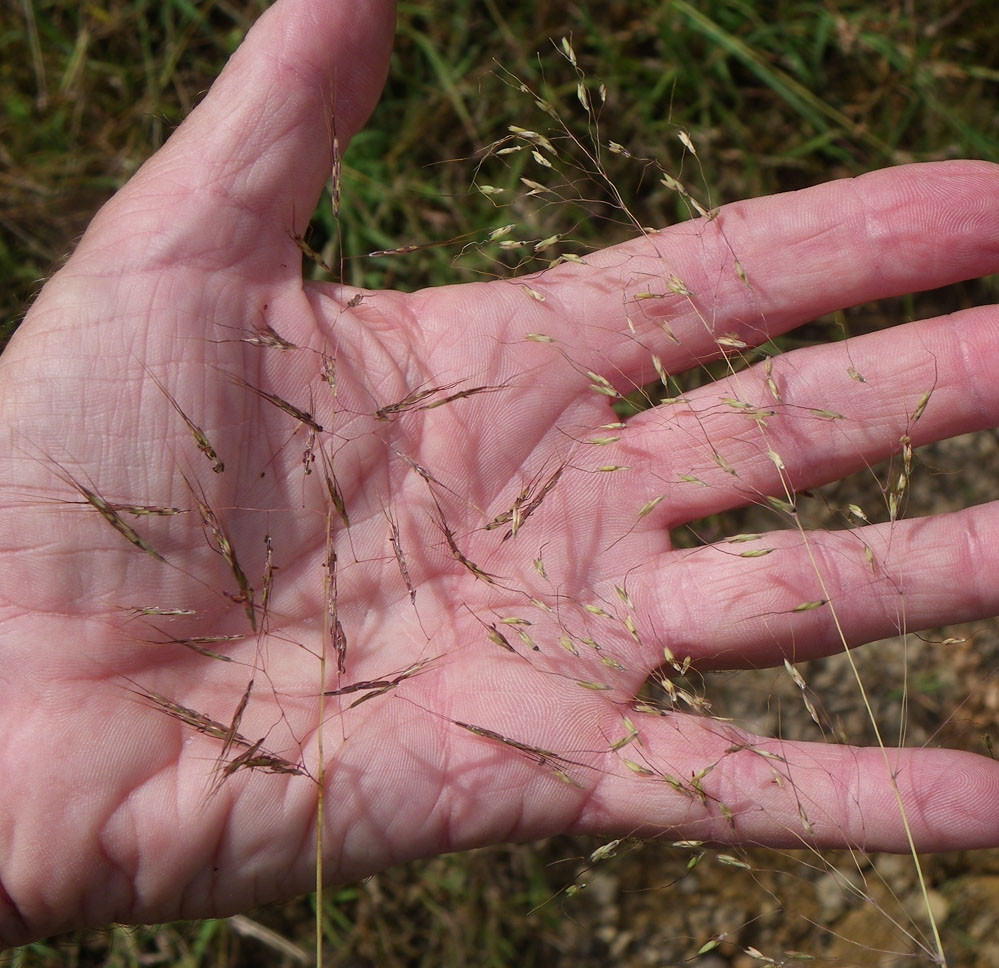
xmin=2 ymin=0 xmax=999 ymax=947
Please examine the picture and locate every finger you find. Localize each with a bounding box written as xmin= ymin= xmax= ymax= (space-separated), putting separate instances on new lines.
xmin=462 ymin=160 xmax=999 ymax=380
xmin=627 ymin=501 xmax=999 ymax=670
xmin=520 ymin=301 xmax=998 ymax=591
xmin=79 ymin=0 xmax=396 ymax=269
xmin=601 ymin=302 xmax=999 ymax=529
xmin=580 ymin=711 xmax=999 ymax=852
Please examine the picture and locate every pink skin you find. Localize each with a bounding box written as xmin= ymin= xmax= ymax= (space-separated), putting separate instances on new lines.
xmin=2 ymin=0 xmax=999 ymax=947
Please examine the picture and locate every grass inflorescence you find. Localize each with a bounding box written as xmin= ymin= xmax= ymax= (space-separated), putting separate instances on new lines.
xmin=5 ymin=3 xmax=999 ymax=968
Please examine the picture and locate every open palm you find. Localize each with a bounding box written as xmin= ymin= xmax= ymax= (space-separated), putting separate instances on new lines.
xmin=2 ymin=0 xmax=999 ymax=947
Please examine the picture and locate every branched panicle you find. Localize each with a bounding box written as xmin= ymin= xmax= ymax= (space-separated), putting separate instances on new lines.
xmin=51 ymin=33 xmax=980 ymax=968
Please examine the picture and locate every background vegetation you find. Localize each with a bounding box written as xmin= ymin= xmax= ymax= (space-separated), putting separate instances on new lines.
xmin=2 ymin=1 xmax=998 ymax=965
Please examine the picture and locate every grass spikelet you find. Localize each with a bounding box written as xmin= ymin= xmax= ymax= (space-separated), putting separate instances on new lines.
xmin=146 ymin=628 xmax=244 ymax=663
xmin=451 ymin=720 xmax=575 ymax=783
xmin=114 ymin=502 xmax=185 ymax=517
xmin=320 ymin=450 xmax=350 ymax=529
xmin=385 ymin=509 xmax=416 ymax=606
xmin=45 ymin=458 xmax=167 ymax=563
xmin=586 ymin=371 xmax=618 ymax=397
xmin=221 ymin=740 xmax=305 ymax=780
xmin=130 ymin=685 xmax=303 ymax=785
xmin=231 ymin=376 xmax=322 ymax=433
xmin=184 ymin=472 xmax=256 ymax=631
xmin=911 ymin=387 xmax=932 ymax=423
xmin=259 ymin=534 xmax=276 ymax=632
xmin=487 ymin=624 xmax=516 ymax=653
xmin=125 ymin=606 xmax=197 ymax=617
xmin=293 ymin=232 xmax=335 ymax=274
xmin=791 ymin=600 xmax=827 ymax=613
xmin=438 ymin=513 xmax=498 ymax=585
xmin=608 ymin=718 xmax=639 ymax=752
xmin=637 ymin=495 xmax=665 ymax=517
xmin=488 ymin=463 xmax=564 ymax=541
xmin=375 ymin=380 xmax=505 ymax=420
xmin=622 ymin=758 xmax=655 ymax=777
xmin=220 ymin=677 xmax=254 ymax=765
xmin=715 ymin=334 xmax=748 ymax=350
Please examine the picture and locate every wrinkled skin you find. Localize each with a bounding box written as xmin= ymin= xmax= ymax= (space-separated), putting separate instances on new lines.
xmin=2 ymin=0 xmax=999 ymax=948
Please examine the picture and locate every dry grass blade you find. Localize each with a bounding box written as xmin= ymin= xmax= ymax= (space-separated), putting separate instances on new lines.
xmin=226 ymin=915 xmax=311 ymax=966
xmin=320 ymin=352 xmax=337 ymax=394
xmin=374 ymin=378 xmax=506 ymax=420
xmin=487 ymin=623 xmax=516 ymax=653
xmin=323 ymin=676 xmax=398 ymax=697
xmin=329 ymin=102 xmax=341 ymax=220
xmin=302 ymin=427 xmax=318 ymax=476
xmin=485 ymin=481 xmax=533 ymax=531
xmin=88 ymin=495 xmax=167 ymax=561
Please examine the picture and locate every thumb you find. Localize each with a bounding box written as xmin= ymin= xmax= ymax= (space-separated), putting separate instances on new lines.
xmin=78 ymin=0 xmax=396 ymax=271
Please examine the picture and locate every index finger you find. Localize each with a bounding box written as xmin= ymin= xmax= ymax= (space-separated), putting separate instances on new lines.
xmin=452 ymin=161 xmax=999 ymax=386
